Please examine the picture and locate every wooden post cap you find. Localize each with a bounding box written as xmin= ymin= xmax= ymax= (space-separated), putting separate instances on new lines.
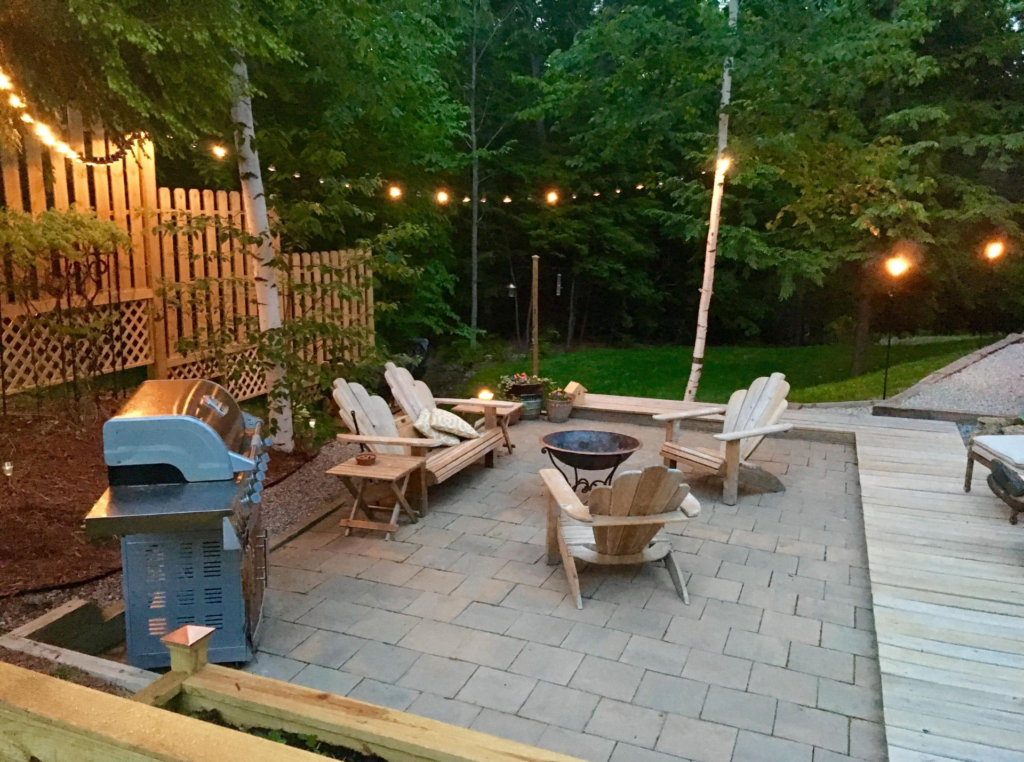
xmin=161 ymin=625 xmax=216 ymax=674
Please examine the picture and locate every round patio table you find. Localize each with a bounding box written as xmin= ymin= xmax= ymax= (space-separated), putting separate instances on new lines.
xmin=540 ymin=429 xmax=642 ymax=493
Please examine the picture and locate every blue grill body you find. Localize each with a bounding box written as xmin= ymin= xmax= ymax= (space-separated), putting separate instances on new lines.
xmin=85 ymin=380 xmax=269 ymax=669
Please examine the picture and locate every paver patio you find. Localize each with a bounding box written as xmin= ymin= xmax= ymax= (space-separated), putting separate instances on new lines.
xmin=256 ymin=418 xmax=887 ymax=762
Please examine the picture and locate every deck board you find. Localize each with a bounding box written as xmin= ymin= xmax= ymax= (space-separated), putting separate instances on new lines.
xmin=577 ymin=392 xmax=1024 ymax=762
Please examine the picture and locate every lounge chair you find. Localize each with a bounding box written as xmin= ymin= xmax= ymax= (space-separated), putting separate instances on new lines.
xmin=657 ymin=373 xmax=793 ymax=505
xmin=332 ymin=378 xmax=510 ymax=486
xmin=384 ymin=362 xmax=520 ymax=453
xmin=542 ymin=465 xmax=700 ymax=609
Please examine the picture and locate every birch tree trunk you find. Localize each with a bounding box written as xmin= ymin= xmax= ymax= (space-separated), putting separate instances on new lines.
xmin=683 ymin=0 xmax=739 ymax=402
xmin=231 ymin=57 xmax=294 ymax=450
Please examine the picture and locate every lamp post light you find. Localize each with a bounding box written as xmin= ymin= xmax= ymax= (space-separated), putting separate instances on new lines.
xmin=881 ymin=254 xmax=913 ymax=400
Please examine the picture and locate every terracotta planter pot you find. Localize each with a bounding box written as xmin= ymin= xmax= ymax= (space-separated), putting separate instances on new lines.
xmin=546 ymin=399 xmax=572 ymax=424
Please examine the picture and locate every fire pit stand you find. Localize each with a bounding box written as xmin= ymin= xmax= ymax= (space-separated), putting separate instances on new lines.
xmin=540 ymin=430 xmax=642 ymax=493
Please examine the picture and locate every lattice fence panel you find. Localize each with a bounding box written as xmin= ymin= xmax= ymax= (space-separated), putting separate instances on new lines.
xmin=1 ymin=299 xmax=153 ymax=394
xmin=166 ymin=347 xmax=266 ymax=401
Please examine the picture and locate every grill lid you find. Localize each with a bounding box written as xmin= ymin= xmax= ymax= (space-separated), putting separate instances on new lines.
xmin=103 ymin=379 xmax=257 ymax=482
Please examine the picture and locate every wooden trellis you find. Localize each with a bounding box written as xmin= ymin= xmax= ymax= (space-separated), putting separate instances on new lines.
xmin=0 ymin=113 xmax=373 ymax=400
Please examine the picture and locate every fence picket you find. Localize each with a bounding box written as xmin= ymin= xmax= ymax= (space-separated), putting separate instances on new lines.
xmin=66 ymin=111 xmax=90 ymax=209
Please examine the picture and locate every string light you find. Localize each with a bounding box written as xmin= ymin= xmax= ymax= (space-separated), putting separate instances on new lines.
xmin=462 ymin=196 xmax=471 ymax=203
xmin=984 ymin=240 xmax=1006 ymax=260
xmin=593 ymin=191 xmax=601 ymax=197
xmin=8 ymin=94 xmax=25 ymax=109
xmin=503 ymin=195 xmax=512 ymax=204
xmin=636 ymin=184 xmax=644 ymax=190
xmin=211 ymin=144 xmax=228 ymax=159
xmin=546 ymin=190 xmax=559 ymax=205
xmin=0 ymin=73 xmax=11 ymax=90
xmin=717 ymin=156 xmax=732 ymax=174
xmin=885 ymin=255 xmax=911 ymax=278
xmin=435 ymin=190 xmax=450 ymax=205
xmin=388 ymin=185 xmax=403 ymax=200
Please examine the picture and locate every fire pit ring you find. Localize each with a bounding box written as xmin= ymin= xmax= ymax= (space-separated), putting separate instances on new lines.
xmin=541 ymin=429 xmax=642 ymax=493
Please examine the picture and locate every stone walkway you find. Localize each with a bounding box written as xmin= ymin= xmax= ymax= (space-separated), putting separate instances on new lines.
xmin=255 ymin=419 xmax=886 ymax=762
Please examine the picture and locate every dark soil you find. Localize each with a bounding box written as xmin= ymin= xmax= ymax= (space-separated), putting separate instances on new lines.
xmin=0 ymin=400 xmax=122 ymax=598
xmin=0 ymin=391 xmax=308 ymax=600
xmin=0 ymin=644 xmax=129 ymax=696
xmin=191 ymin=709 xmax=387 ymax=761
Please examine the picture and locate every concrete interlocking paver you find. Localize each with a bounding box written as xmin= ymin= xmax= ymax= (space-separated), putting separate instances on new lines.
xmin=406 ymin=692 xmax=481 ymax=727
xmin=261 ymin=420 xmax=885 ymax=762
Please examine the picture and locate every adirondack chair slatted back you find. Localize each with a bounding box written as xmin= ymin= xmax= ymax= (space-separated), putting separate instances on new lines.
xmin=332 ymin=379 xmax=404 ymax=454
xmin=588 ymin=466 xmax=689 ymax=556
xmin=385 ymin=362 xmax=435 ymax=422
xmin=719 ymin=373 xmax=790 ymax=460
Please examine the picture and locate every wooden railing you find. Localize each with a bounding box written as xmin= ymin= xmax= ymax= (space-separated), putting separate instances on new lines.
xmin=0 ymin=626 xmax=584 ymax=762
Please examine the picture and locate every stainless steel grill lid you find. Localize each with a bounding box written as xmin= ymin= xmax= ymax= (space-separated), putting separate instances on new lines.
xmin=103 ymin=379 xmax=255 ymax=482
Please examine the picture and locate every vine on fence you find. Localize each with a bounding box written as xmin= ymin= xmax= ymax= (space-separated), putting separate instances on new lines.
xmin=153 ymin=210 xmax=380 ymax=451
xmin=0 ymin=207 xmax=132 ymax=417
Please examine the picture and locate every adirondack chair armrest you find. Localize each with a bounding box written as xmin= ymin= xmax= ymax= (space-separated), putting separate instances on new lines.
xmin=713 ymin=423 xmax=793 ymax=442
xmin=653 ymin=406 xmax=727 ymax=423
xmin=589 ymin=510 xmax=691 ymax=527
xmin=336 ymin=433 xmax=443 ymax=447
xmin=540 ymin=468 xmax=592 ymax=523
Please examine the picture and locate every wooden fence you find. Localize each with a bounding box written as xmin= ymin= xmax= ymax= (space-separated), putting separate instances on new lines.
xmin=0 ymin=113 xmax=372 ymax=400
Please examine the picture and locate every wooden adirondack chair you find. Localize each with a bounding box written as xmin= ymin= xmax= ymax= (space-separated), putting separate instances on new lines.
xmin=657 ymin=373 xmax=793 ymax=506
xmin=333 ymin=376 xmax=510 ymax=486
xmin=384 ymin=362 xmax=520 ymax=453
xmin=541 ymin=465 xmax=700 ymax=609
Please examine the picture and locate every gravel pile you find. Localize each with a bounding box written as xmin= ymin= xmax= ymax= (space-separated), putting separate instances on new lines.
xmin=260 ymin=440 xmax=357 ymax=538
xmin=898 ymin=342 xmax=1024 ymax=416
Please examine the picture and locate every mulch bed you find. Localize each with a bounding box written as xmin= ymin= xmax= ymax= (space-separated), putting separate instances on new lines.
xmin=0 ymin=402 xmax=122 ymax=599
xmin=0 ymin=392 xmax=311 ymax=601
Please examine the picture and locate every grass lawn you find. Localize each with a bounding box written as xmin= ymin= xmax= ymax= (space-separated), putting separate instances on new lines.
xmin=465 ymin=338 xmax=989 ymax=404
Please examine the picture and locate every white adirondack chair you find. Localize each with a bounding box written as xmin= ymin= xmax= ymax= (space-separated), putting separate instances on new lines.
xmin=383 ymin=362 xmax=521 ymax=453
xmin=656 ymin=373 xmax=793 ymax=505
xmin=542 ymin=465 xmax=700 ymax=609
xmin=333 ymin=376 xmax=509 ymax=486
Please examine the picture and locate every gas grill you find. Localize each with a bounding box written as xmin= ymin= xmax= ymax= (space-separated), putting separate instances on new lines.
xmin=85 ymin=379 xmax=270 ymax=669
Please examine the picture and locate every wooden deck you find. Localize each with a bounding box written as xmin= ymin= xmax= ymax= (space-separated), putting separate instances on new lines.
xmin=577 ymin=392 xmax=1024 ymax=762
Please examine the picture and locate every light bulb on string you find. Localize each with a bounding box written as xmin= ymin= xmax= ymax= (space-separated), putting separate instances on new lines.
xmin=388 ymin=184 xmax=403 ymax=200
xmin=636 ymin=184 xmax=644 ymax=190
xmin=8 ymin=94 xmax=25 ymax=108
xmin=2 ymin=461 xmax=12 ymax=477
xmin=615 ymin=188 xmax=621 ymax=194
xmin=503 ymin=196 xmax=512 ymax=204
xmin=268 ymin=165 xmax=276 ymax=172
xmin=0 ymin=72 xmax=11 ymax=90
xmin=462 ymin=196 xmax=471 ymax=203
xmin=20 ymin=114 xmax=32 ymax=124
xmin=984 ymin=240 xmax=1006 ymax=261
xmin=435 ymin=190 xmax=450 ymax=205
xmin=545 ymin=190 xmax=559 ymax=205
xmin=593 ymin=191 xmax=600 ymax=197
xmin=211 ymin=145 xmax=227 ymax=159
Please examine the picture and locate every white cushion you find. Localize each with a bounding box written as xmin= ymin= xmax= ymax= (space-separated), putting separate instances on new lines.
xmin=413 ymin=409 xmax=459 ymax=447
xmin=973 ymin=435 xmax=1024 ymax=468
xmin=428 ymin=408 xmax=480 ymax=440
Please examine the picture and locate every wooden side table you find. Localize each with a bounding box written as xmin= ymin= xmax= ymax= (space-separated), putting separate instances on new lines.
xmin=451 ymin=402 xmax=520 ymax=453
xmin=327 ymin=454 xmax=427 ymax=540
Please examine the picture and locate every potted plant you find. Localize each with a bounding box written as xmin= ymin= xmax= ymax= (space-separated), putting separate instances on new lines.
xmin=501 ymin=372 xmax=545 ymax=399
xmin=499 ymin=373 xmax=551 ymax=421
xmin=546 ymin=387 xmax=573 ymax=423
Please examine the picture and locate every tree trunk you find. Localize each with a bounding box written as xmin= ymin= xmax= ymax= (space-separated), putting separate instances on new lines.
xmin=565 ymin=275 xmax=577 ymax=351
xmin=231 ymin=58 xmax=293 ymax=450
xmin=469 ymin=22 xmax=480 ymax=347
xmin=683 ymin=0 xmax=739 ymax=403
xmin=851 ymin=270 xmax=873 ymax=377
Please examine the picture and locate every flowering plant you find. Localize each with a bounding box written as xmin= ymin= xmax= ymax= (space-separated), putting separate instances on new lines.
xmin=498 ymin=373 xmax=552 ymax=398
xmin=547 ymin=387 xmax=571 ymax=402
